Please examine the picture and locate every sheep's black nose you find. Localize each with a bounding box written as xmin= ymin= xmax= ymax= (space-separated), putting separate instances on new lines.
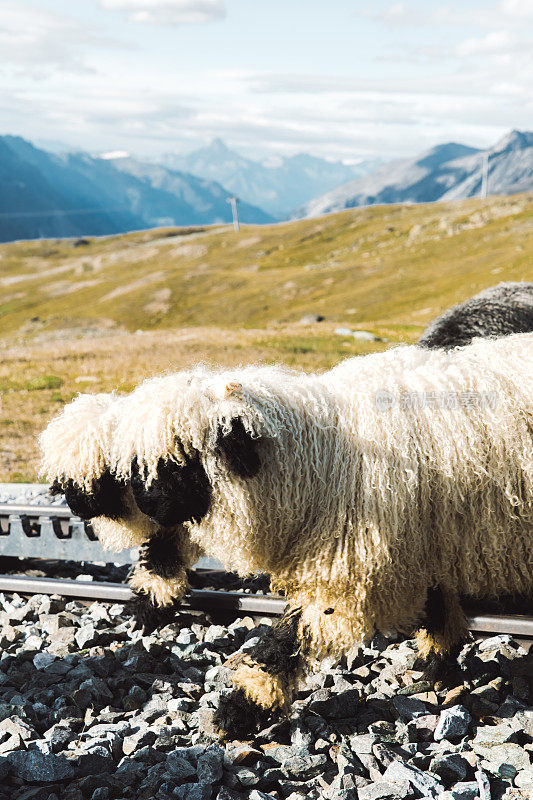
xmin=130 ymin=455 xmax=212 ymax=527
xmin=50 ymin=471 xmax=127 ymax=520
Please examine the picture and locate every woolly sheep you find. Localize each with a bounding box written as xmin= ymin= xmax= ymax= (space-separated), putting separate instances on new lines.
xmin=109 ymin=333 xmax=533 ymax=737
xmin=39 ymin=388 xmax=203 ymax=629
xmin=419 ymin=281 xmax=533 ymax=349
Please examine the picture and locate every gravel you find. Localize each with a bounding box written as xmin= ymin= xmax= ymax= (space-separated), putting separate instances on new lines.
xmin=0 ymin=579 xmax=529 ymax=800
xmin=0 ymin=485 xmax=531 ymax=798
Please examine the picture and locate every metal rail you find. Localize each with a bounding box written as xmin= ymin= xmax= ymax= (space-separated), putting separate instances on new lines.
xmin=0 ymin=574 xmax=531 ymax=636
xmin=0 ymin=574 xmax=287 ymax=616
xmin=0 ymin=502 xmax=135 ymax=565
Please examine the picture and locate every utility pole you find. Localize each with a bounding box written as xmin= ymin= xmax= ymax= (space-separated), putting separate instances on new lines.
xmin=227 ymin=196 xmax=240 ymax=232
xmin=480 ymin=151 xmax=489 ymax=199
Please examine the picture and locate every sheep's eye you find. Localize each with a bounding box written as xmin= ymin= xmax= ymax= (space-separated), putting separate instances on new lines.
xmin=50 ymin=471 xmax=127 ymax=520
xmin=130 ymin=454 xmax=211 ymax=527
xmin=215 ymin=417 xmax=261 ymax=479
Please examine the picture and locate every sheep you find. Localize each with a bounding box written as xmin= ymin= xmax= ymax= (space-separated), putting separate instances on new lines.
xmin=419 ymin=281 xmax=533 ymax=349
xmin=39 ymin=388 xmax=204 ymax=631
xmin=108 ymin=333 xmax=533 ymax=738
xmin=416 ymin=280 xmax=533 ymax=675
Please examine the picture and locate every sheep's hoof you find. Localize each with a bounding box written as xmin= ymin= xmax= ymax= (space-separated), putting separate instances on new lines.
xmin=127 ymin=593 xmax=180 ymax=634
xmin=421 ymin=645 xmax=464 ymax=687
xmin=213 ymin=688 xmax=271 ymax=741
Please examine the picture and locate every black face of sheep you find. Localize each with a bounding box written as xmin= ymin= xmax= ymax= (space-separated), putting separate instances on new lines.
xmin=130 ymin=453 xmax=212 ymax=527
xmin=215 ymin=417 xmax=262 ymax=479
xmin=129 ymin=418 xmax=261 ymax=527
xmin=49 ymin=470 xmax=128 ymax=521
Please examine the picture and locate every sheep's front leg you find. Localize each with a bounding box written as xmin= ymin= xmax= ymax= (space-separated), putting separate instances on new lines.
xmin=415 ymin=586 xmax=469 ymax=684
xmin=128 ymin=530 xmax=190 ymax=633
xmin=214 ymin=607 xmax=303 ymax=740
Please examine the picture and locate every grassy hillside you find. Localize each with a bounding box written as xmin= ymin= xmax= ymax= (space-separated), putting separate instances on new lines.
xmin=0 ymin=194 xmax=532 ymax=481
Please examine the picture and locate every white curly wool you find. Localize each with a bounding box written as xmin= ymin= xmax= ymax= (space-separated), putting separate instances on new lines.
xmin=39 ymin=392 xmax=119 ymax=490
xmin=39 ymin=391 xmax=155 ymax=551
xmin=112 ymin=333 xmax=533 ymax=654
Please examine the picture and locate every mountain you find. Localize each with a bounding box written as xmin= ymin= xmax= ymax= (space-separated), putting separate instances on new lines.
xmin=159 ymin=138 xmax=381 ymax=218
xmin=0 ymin=136 xmax=145 ymax=243
xmin=300 ymin=131 xmax=533 ymax=217
xmin=0 ymin=136 xmax=272 ymax=243
xmin=101 ymin=155 xmax=274 ymax=226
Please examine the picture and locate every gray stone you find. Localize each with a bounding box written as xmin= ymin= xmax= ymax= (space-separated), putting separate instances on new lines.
xmin=336 ymin=744 xmax=365 ymax=777
xmin=515 ymin=767 xmax=533 ymax=789
xmin=216 ymin=790 xmax=247 ymax=800
xmin=76 ymin=752 xmax=114 ymax=776
xmin=358 ymin=780 xmax=411 ymax=800
xmin=392 ymin=696 xmax=429 ymax=721
xmin=308 ymin=688 xmax=360 ymax=718
xmin=496 ymin=696 xmax=526 ymax=718
xmin=349 ymin=734 xmax=377 ymax=755
xmin=197 ymin=744 xmax=224 ymax=784
xmin=383 ymin=760 xmax=445 ymax=798
xmin=447 ymin=782 xmax=479 ymax=800
xmin=473 ymin=742 xmax=530 ymax=773
xmin=475 ymin=769 xmax=491 ymax=800
xmin=478 ymin=635 xmax=515 ymax=652
xmin=473 ymin=722 xmax=519 ymax=746
xmin=282 ymin=752 xmax=328 ymax=779
xmin=299 ymin=314 xmax=325 ymax=324
xmin=33 ymin=652 xmax=57 ymax=670
xmin=166 ymin=753 xmax=197 ymax=781
xmin=430 ymin=753 xmax=470 ymax=783
xmin=0 ymin=716 xmax=34 ymax=741
xmin=434 ymin=705 xmax=471 ymax=741
xmin=7 ymin=751 xmax=75 ymax=782
xmin=235 ymin=767 xmax=260 ymax=786
xmin=172 ymin=785 xmax=212 ymax=800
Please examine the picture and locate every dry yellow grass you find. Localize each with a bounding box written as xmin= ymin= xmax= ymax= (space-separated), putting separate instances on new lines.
xmin=1 ymin=194 xmax=532 ymax=481
xmin=0 ymin=325 xmax=397 ymax=481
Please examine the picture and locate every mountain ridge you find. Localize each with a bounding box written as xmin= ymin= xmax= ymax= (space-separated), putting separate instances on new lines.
xmin=300 ymin=130 xmax=533 ymax=217
xmin=158 ymin=139 xmax=381 ymax=217
xmin=0 ymin=136 xmax=272 ymax=243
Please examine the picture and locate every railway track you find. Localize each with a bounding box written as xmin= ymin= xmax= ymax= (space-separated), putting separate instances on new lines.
xmin=1 ymin=498 xmax=533 ymax=642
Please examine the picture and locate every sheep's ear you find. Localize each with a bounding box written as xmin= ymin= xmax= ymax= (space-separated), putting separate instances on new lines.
xmin=130 ymin=454 xmax=211 ymax=526
xmin=216 ymin=417 xmax=261 ymax=478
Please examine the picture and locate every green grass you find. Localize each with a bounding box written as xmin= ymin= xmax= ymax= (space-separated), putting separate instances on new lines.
xmin=0 ymin=194 xmax=531 ymax=342
xmin=24 ymin=375 xmax=63 ymax=391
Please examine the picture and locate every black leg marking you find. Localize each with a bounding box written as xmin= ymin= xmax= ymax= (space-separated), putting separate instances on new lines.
xmin=247 ymin=608 xmax=302 ymax=680
xmin=421 ymin=643 xmax=464 ymax=685
xmin=50 ymin=471 xmax=127 ymax=520
xmin=142 ymin=530 xmax=182 ymax=579
xmin=216 ymin=417 xmax=261 ymax=479
xmin=130 ymin=454 xmax=211 ymax=527
xmin=418 ymin=586 xmax=466 ymax=685
xmin=213 ymin=609 xmax=303 ymax=740
xmin=127 ymin=592 xmax=180 ymax=634
xmin=423 ymin=586 xmax=447 ymax=637
xmin=214 ymin=688 xmax=270 ymax=741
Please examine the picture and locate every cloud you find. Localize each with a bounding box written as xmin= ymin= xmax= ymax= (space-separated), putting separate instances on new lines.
xmin=456 ymin=30 xmax=512 ymax=57
xmin=500 ymin=0 xmax=533 ymax=16
xmin=0 ymin=2 xmax=129 ymax=76
xmin=99 ymin=0 xmax=226 ymax=25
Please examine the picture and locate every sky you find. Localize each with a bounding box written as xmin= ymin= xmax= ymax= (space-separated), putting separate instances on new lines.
xmin=0 ymin=0 xmax=532 ymax=162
